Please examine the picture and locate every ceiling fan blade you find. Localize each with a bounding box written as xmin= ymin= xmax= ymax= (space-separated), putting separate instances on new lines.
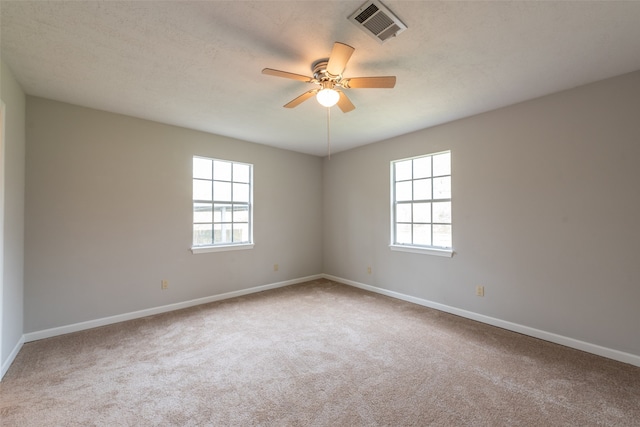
xmin=326 ymin=42 xmax=355 ymax=76
xmin=343 ymin=76 xmax=396 ymax=88
xmin=284 ymin=90 xmax=318 ymax=108
xmin=262 ymin=68 xmax=313 ymax=83
xmin=336 ymin=91 xmax=355 ymax=113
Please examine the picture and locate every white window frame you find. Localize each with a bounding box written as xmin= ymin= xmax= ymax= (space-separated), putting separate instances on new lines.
xmin=191 ymin=156 xmax=254 ymax=254
xmin=390 ymin=151 xmax=453 ymax=257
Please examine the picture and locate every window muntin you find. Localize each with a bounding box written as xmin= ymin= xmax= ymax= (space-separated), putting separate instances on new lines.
xmin=192 ymin=156 xmax=253 ymax=248
xmin=392 ymin=151 xmax=452 ymax=250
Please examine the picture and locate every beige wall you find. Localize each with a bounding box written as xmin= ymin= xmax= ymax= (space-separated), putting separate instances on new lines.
xmin=24 ymin=97 xmax=323 ymax=332
xmin=0 ymin=59 xmax=26 ymax=372
xmin=323 ymin=71 xmax=640 ymax=358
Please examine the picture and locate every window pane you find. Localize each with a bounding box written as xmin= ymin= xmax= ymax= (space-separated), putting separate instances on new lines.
xmin=433 ymin=152 xmax=451 ymax=176
xmin=413 ymin=157 xmax=431 ymax=179
xmin=213 ymin=160 xmax=232 ymax=181
xmin=233 ymin=223 xmax=249 ymax=242
xmin=213 ymin=204 xmax=232 ymax=222
xmin=214 ymin=181 xmax=231 ymax=201
xmin=193 ymin=157 xmax=212 ymax=179
xmin=433 ymin=176 xmax=451 ymax=199
xmin=413 ymin=203 xmax=431 ymax=223
xmin=233 ymin=183 xmax=249 ymax=202
xmin=193 ymin=224 xmax=213 ymax=246
xmin=414 ymin=224 xmax=432 ymax=245
xmin=396 ymin=181 xmax=412 ymax=201
xmin=396 ymin=224 xmax=412 ymax=244
xmin=193 ymin=179 xmax=212 ymax=201
xmin=234 ymin=163 xmax=250 ymax=183
xmin=214 ymin=223 xmax=232 ymax=244
xmin=433 ymin=202 xmax=451 ymax=223
xmin=233 ymin=205 xmax=249 ymax=222
xmin=395 ymin=160 xmax=412 ymax=181
xmin=413 ymin=179 xmax=432 ymax=200
xmin=193 ymin=203 xmax=212 ymax=223
xmin=396 ymin=203 xmax=411 ymax=222
xmin=433 ymin=224 xmax=452 ymax=247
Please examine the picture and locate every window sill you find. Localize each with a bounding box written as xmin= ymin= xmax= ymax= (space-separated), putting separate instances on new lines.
xmin=191 ymin=243 xmax=254 ymax=254
xmin=389 ymin=245 xmax=454 ymax=257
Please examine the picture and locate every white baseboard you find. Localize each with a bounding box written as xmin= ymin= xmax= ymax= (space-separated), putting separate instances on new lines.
xmin=24 ymin=274 xmax=323 ymax=343
xmin=323 ymin=274 xmax=640 ymax=368
xmin=16 ymin=273 xmax=640 ymax=370
xmin=1 ymin=335 xmax=24 ymax=381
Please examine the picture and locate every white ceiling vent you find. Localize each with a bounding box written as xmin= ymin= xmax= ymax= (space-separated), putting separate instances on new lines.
xmin=348 ymin=0 xmax=407 ymax=43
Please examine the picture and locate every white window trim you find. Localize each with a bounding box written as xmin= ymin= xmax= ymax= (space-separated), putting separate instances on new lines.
xmin=389 ymin=244 xmax=453 ymax=257
xmin=191 ymin=243 xmax=254 ymax=254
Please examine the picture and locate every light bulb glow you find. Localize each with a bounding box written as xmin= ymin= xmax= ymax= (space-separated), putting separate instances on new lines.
xmin=316 ymin=88 xmax=340 ymax=107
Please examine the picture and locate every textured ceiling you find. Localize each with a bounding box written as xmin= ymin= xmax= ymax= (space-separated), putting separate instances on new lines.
xmin=2 ymin=1 xmax=640 ymax=156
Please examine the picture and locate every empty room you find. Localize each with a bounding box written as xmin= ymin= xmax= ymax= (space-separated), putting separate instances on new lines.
xmin=1 ymin=1 xmax=640 ymax=425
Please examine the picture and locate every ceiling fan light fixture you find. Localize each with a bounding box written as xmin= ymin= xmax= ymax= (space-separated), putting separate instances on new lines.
xmin=263 ymin=41 xmax=395 ymax=113
xmin=316 ymin=88 xmax=340 ymax=107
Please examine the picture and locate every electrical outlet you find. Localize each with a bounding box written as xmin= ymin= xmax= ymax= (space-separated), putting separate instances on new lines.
xmin=161 ymin=280 xmax=169 ymax=290
xmin=367 ymin=266 xmax=372 ymax=274
xmin=273 ymin=264 xmax=279 ymax=272
xmin=476 ymin=285 xmax=484 ymax=297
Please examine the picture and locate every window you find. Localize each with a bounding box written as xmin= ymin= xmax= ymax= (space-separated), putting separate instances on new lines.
xmin=192 ymin=156 xmax=253 ymax=253
xmin=391 ymin=151 xmax=452 ymax=256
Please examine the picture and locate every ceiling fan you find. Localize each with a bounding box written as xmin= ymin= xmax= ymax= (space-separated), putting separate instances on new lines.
xmin=262 ymin=42 xmax=396 ymax=113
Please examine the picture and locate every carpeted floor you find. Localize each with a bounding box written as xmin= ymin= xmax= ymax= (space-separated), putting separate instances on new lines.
xmin=1 ymin=279 xmax=639 ymax=426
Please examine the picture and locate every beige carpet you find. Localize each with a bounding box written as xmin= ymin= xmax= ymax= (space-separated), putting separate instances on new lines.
xmin=2 ymin=279 xmax=639 ymax=426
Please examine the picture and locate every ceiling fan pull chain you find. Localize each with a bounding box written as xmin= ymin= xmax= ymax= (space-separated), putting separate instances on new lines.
xmin=327 ymin=106 xmax=331 ymax=159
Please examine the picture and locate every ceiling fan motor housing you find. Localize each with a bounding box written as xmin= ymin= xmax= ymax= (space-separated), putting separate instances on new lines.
xmin=313 ymin=60 xmax=347 ymax=92
xmin=313 ymin=60 xmax=340 ymax=81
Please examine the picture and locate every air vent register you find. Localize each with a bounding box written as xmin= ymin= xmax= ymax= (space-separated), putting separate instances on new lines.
xmin=348 ymin=0 xmax=407 ymax=43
